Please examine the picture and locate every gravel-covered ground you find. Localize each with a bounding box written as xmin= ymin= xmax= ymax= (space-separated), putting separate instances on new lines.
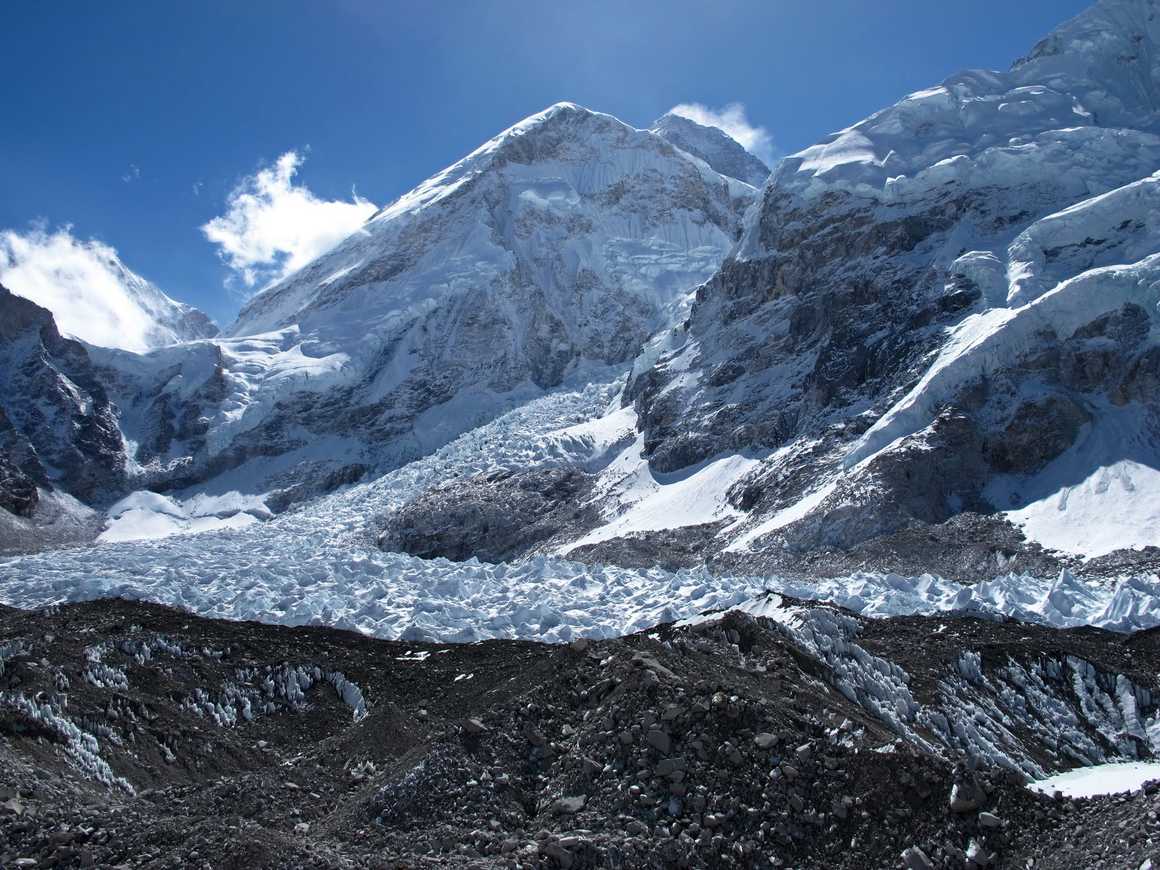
xmin=1 ymin=598 xmax=1158 ymax=869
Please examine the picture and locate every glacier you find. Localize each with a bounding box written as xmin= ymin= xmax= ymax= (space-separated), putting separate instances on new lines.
xmin=2 ymin=374 xmax=1158 ymax=642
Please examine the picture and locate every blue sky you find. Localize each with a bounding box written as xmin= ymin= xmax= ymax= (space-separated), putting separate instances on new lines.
xmin=1 ymin=0 xmax=1090 ymax=326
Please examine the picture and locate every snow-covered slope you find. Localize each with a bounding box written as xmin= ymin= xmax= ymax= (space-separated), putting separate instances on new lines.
xmin=0 ymin=232 xmax=218 ymax=352
xmin=611 ymin=0 xmax=1160 ymax=568
xmin=651 ymin=112 xmax=770 ymax=187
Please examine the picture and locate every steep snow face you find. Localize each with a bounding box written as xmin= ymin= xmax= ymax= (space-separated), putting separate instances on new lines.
xmin=624 ymin=0 xmax=1160 ymax=564
xmin=1012 ymin=0 xmax=1160 ymax=131
xmin=0 ymin=232 xmax=217 ymax=353
xmin=232 ymin=103 xmax=748 ymax=341
xmin=651 ymin=112 xmax=770 ymax=187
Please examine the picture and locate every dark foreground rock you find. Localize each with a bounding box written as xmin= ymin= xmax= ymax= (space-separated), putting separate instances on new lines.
xmin=1 ymin=598 xmax=1158 ymax=868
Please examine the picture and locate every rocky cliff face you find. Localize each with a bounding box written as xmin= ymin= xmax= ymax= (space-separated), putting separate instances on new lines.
xmin=0 ymin=285 xmax=127 ymax=510
xmin=608 ymin=0 xmax=1160 ymax=567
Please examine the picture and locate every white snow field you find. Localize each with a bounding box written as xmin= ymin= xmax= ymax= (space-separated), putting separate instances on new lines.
xmin=556 ymin=406 xmax=764 ymax=554
xmin=1029 ymin=761 xmax=1160 ymax=798
xmin=2 ymin=376 xmax=1160 ymax=643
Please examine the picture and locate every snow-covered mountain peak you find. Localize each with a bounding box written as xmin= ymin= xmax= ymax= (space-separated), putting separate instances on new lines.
xmin=651 ymin=111 xmax=770 ymax=187
xmin=231 ymin=101 xmax=750 ymax=340
xmin=492 ymin=100 xmax=608 ymax=138
xmin=0 ymin=231 xmax=218 ymax=354
xmin=1013 ymin=0 xmax=1160 ymax=130
xmin=359 ymin=102 xmax=618 ymax=230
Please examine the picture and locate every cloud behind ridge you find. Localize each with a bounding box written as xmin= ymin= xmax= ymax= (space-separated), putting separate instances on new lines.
xmin=668 ymin=102 xmax=775 ymax=165
xmin=202 ymin=151 xmax=376 ymax=293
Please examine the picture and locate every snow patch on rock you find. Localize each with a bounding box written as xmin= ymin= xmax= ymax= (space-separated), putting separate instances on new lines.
xmin=1029 ymin=761 xmax=1160 ymax=798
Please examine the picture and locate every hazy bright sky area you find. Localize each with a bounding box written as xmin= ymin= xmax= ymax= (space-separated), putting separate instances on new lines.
xmin=1 ymin=0 xmax=1090 ymax=325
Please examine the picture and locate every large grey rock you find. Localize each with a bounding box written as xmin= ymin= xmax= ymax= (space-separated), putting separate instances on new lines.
xmin=378 ymin=467 xmax=598 ymax=562
xmin=0 ymin=408 xmax=40 ymax=518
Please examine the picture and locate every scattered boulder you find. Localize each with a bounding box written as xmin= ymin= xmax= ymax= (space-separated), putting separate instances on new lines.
xmin=551 ymin=795 xmax=586 ymax=816
xmin=901 ymin=845 xmax=934 ymax=870
xmin=754 ymin=732 xmax=777 ymax=749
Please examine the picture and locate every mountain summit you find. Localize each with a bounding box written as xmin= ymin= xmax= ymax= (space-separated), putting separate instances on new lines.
xmin=231 ymin=102 xmax=752 ymax=339
xmin=0 ymin=232 xmax=217 ymax=353
xmin=651 ymin=111 xmax=770 ymax=187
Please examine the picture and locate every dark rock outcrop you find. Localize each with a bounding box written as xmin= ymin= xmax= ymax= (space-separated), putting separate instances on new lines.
xmin=0 ymin=285 xmax=126 ymax=509
xmin=379 ymin=467 xmax=598 ymax=562
xmin=3 ymin=597 xmax=1160 ymax=869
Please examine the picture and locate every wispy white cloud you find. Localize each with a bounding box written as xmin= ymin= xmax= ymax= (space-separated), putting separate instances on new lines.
xmin=0 ymin=226 xmax=159 ymax=353
xmin=668 ymin=102 xmax=776 ymax=165
xmin=122 ymin=163 xmax=141 ymax=183
xmin=192 ymin=180 xmax=203 ymax=197
xmin=201 ymin=151 xmax=376 ymax=292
